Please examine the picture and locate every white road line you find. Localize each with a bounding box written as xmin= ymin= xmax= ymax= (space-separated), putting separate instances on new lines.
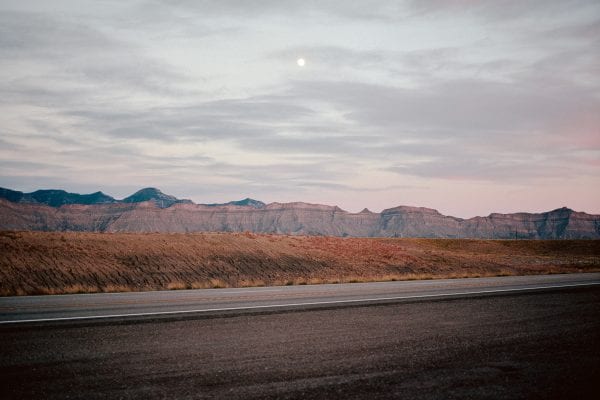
xmin=1 ymin=282 xmax=598 ymax=324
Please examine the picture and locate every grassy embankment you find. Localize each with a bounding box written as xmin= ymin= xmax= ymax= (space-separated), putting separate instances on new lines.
xmin=1 ymin=231 xmax=599 ymax=296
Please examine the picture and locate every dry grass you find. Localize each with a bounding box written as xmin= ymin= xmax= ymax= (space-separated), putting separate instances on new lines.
xmin=0 ymin=231 xmax=599 ymax=295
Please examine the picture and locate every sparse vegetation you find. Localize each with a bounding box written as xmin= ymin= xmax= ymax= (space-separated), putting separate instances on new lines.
xmin=0 ymin=231 xmax=599 ymax=296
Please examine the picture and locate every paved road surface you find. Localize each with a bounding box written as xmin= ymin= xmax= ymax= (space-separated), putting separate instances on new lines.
xmin=1 ymin=274 xmax=599 ymax=399
xmin=1 ymin=273 xmax=598 ymax=323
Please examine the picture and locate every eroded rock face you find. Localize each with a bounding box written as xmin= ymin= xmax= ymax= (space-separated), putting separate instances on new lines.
xmin=1 ymin=187 xmax=599 ymax=238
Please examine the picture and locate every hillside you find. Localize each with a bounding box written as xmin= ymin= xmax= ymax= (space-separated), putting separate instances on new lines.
xmin=1 ymin=231 xmax=598 ymax=296
xmin=1 ymin=187 xmax=599 ymax=238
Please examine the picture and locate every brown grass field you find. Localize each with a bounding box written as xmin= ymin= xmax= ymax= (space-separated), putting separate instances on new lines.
xmin=1 ymin=231 xmax=599 ymax=296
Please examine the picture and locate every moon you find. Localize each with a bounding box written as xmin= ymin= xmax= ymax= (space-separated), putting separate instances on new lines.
xmin=296 ymin=58 xmax=306 ymax=67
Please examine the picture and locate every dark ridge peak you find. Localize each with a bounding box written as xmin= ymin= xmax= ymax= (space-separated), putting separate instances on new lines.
xmin=25 ymin=188 xmax=117 ymax=207
xmin=32 ymin=189 xmax=66 ymax=193
xmin=265 ymin=202 xmax=341 ymax=211
xmin=548 ymin=207 xmax=573 ymax=213
xmin=0 ymin=187 xmax=24 ymax=202
xmin=381 ymin=205 xmax=441 ymax=215
xmin=125 ymin=187 xmax=164 ymax=197
xmin=123 ymin=187 xmax=185 ymax=208
xmin=487 ymin=207 xmax=576 ymax=218
xmin=123 ymin=187 xmax=169 ymax=201
xmin=82 ymin=191 xmax=116 ymax=203
xmin=230 ymin=198 xmax=266 ymax=208
xmin=358 ymin=208 xmax=373 ymax=214
xmin=30 ymin=189 xmax=68 ymax=199
xmin=203 ymin=198 xmax=266 ymax=209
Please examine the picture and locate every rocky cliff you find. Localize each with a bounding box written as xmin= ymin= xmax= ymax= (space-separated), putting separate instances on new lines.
xmin=1 ymin=187 xmax=598 ymax=238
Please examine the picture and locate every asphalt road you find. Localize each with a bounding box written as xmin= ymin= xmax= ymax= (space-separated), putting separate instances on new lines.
xmin=1 ymin=274 xmax=599 ymax=399
xmin=1 ymin=273 xmax=599 ymax=323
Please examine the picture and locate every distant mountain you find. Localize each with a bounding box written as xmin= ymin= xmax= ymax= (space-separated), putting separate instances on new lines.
xmin=0 ymin=187 xmax=189 ymax=209
xmin=1 ymin=186 xmax=599 ymax=238
xmin=0 ymin=187 xmax=24 ymax=203
xmin=122 ymin=187 xmax=191 ymax=208
xmin=0 ymin=187 xmax=116 ymax=207
xmin=203 ymin=198 xmax=266 ymax=209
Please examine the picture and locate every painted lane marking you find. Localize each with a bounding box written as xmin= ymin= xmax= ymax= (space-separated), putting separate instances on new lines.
xmin=0 ymin=291 xmax=338 ymax=311
xmin=0 ymin=281 xmax=598 ymax=324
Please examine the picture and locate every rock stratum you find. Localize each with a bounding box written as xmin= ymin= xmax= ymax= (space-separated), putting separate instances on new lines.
xmin=1 ymin=186 xmax=599 ymax=238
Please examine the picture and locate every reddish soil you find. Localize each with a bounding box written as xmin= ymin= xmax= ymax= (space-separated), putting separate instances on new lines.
xmin=1 ymin=231 xmax=598 ymax=295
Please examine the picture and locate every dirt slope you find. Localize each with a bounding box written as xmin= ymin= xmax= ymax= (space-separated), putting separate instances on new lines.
xmin=1 ymin=231 xmax=598 ymax=296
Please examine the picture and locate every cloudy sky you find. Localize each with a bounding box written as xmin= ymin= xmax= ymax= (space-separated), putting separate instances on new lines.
xmin=1 ymin=0 xmax=598 ymax=217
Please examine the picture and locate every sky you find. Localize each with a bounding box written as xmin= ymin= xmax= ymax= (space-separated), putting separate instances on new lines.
xmin=0 ymin=0 xmax=599 ymax=217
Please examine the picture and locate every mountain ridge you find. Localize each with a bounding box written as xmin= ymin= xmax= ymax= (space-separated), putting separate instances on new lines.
xmin=1 ymin=186 xmax=598 ymax=239
xmin=122 ymin=187 xmax=192 ymax=208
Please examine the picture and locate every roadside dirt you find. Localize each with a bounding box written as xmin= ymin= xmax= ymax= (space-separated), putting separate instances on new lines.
xmin=1 ymin=231 xmax=598 ymax=295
